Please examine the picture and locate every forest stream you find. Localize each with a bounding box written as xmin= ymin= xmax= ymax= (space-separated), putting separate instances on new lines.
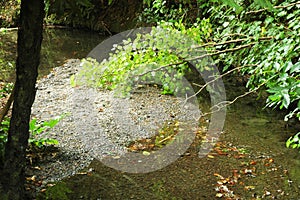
xmin=1 ymin=29 xmax=300 ymax=199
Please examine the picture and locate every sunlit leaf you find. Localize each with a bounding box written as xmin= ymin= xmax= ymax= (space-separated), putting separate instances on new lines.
xmin=142 ymin=151 xmax=151 ymax=156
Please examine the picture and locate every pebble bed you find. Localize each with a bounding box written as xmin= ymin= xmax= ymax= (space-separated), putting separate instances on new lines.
xmin=28 ymin=59 xmax=201 ymax=184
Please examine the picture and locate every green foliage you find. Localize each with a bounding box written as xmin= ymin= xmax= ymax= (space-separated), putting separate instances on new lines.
xmin=29 ymin=115 xmax=64 ymax=148
xmin=44 ymin=0 xmax=114 ymax=29
xmin=74 ymin=21 xmax=212 ymax=96
xmin=0 ymin=83 xmax=13 ymax=98
xmin=208 ymin=0 xmax=300 ymax=117
xmin=0 ymin=83 xmax=13 ymax=158
xmin=0 ymin=117 xmax=9 ymax=160
xmin=139 ymin=0 xmax=188 ymax=25
xmin=139 ymin=0 xmax=275 ymax=26
xmin=0 ymin=115 xmax=62 ymax=153
xmin=0 ymin=31 xmax=16 ymax=81
xmin=286 ymin=132 xmax=300 ymax=150
xmin=255 ymin=0 xmax=274 ymax=10
xmin=44 ymin=0 xmax=96 ymax=28
xmin=219 ymin=0 xmax=243 ymax=13
xmin=137 ymin=0 xmax=300 ymax=150
xmin=0 ymin=0 xmax=20 ymax=27
xmin=205 ymin=0 xmax=300 ymax=147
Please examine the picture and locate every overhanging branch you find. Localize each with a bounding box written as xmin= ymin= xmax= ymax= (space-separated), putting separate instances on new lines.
xmin=187 ymin=42 xmax=257 ymax=61
xmin=246 ymin=1 xmax=300 ymax=15
xmin=194 ymin=36 xmax=273 ymax=49
xmin=199 ymin=75 xmax=277 ymax=118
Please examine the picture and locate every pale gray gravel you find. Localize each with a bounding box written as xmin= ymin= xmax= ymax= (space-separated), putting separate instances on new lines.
xmin=29 ymin=59 xmax=200 ymax=184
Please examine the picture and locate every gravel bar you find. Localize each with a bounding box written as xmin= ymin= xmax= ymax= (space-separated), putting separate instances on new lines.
xmin=29 ymin=59 xmax=200 ymax=184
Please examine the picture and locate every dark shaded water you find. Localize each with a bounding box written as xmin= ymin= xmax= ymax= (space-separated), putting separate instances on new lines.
xmin=0 ymin=28 xmax=106 ymax=82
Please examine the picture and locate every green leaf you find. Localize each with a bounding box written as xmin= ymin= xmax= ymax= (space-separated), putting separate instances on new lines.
xmin=283 ymin=61 xmax=293 ymax=73
xmin=28 ymin=115 xmax=63 ymax=148
xmin=108 ymin=0 xmax=113 ymax=5
xmin=265 ymin=17 xmax=274 ymax=25
xmin=29 ymin=118 xmax=37 ymax=131
xmin=36 ymin=126 xmax=47 ymax=134
xmin=219 ymin=0 xmax=243 ymax=13
xmin=293 ymin=136 xmax=299 ymax=143
xmin=286 ymin=132 xmax=300 ymax=149
xmin=76 ymin=0 xmax=93 ymax=8
xmin=286 ymin=138 xmax=291 ymax=148
xmin=43 ymin=117 xmax=61 ymax=128
xmin=290 ymin=62 xmax=300 ymax=73
xmin=268 ymin=93 xmax=281 ymax=101
xmin=281 ymin=89 xmax=290 ymax=109
xmin=254 ymin=0 xmax=274 ymax=10
xmin=277 ymin=10 xmax=287 ymax=17
xmin=70 ymin=75 xmax=76 ymax=87
xmin=142 ymin=151 xmax=151 ymax=156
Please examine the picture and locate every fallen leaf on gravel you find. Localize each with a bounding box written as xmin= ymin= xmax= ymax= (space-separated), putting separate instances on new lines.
xmin=264 ymin=190 xmax=271 ymax=196
xmin=214 ymin=173 xmax=224 ymax=179
xmin=215 ymin=149 xmax=228 ymax=155
xmin=241 ymin=168 xmax=256 ymax=175
xmin=113 ymin=156 xmax=120 ymax=159
xmin=244 ymin=185 xmax=255 ymax=190
xmin=76 ymin=172 xmax=88 ymax=175
xmin=216 ymin=193 xmax=223 ymax=197
xmin=26 ymin=176 xmax=36 ymax=181
xmin=33 ymin=166 xmax=41 ymax=170
xmin=234 ymin=154 xmax=246 ymax=159
xmin=249 ymin=160 xmax=257 ymax=165
xmin=142 ymin=151 xmax=150 ymax=156
xmin=207 ymin=154 xmax=215 ymax=159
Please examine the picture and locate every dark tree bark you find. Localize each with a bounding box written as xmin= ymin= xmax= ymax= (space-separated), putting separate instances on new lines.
xmin=0 ymin=0 xmax=45 ymax=199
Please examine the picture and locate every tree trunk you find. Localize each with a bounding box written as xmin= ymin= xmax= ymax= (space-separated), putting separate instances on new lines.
xmin=0 ymin=0 xmax=45 ymax=199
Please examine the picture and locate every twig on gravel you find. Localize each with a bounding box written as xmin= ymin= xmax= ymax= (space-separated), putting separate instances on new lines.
xmin=0 ymin=84 xmax=15 ymax=123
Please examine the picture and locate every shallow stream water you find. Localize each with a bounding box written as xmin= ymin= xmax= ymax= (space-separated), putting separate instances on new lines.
xmin=45 ymin=82 xmax=300 ymax=200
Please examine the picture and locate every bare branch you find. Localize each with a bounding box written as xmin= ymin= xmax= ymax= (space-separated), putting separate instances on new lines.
xmin=0 ymin=84 xmax=15 ymax=124
xmin=131 ymin=40 xmax=264 ymax=87
xmin=184 ymin=65 xmax=247 ymax=104
xmin=187 ymin=42 xmax=257 ymax=61
xmin=134 ymin=60 xmax=186 ymax=77
xmin=219 ymin=33 xmax=248 ymax=39
xmin=194 ymin=36 xmax=273 ymax=49
xmin=131 ymin=42 xmax=253 ymax=81
xmin=246 ymin=1 xmax=300 ymax=15
xmin=199 ymin=75 xmax=277 ymax=118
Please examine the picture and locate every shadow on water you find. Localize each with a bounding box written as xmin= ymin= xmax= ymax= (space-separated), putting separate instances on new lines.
xmin=0 ymin=28 xmax=106 ymax=82
xmin=39 ymin=77 xmax=300 ymax=199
